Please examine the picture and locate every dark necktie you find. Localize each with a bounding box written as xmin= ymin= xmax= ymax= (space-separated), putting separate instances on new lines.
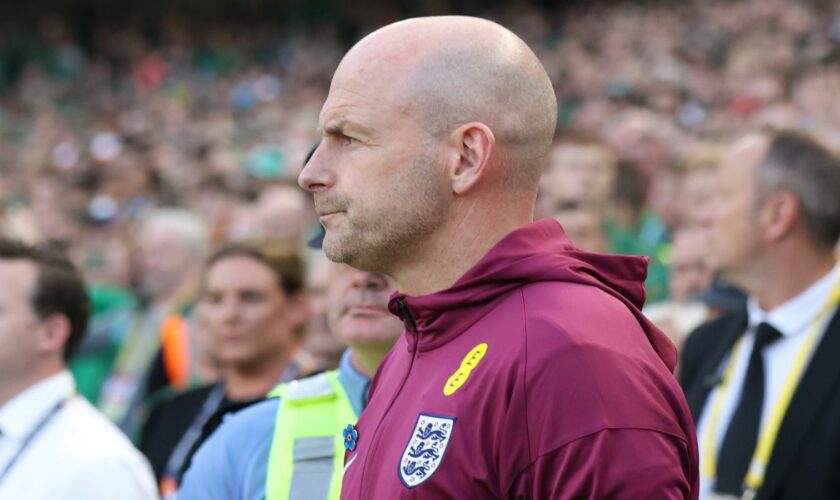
xmin=715 ymin=322 xmax=783 ymax=495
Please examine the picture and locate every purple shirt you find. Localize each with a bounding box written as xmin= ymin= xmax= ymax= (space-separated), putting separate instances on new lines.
xmin=340 ymin=219 xmax=698 ymax=499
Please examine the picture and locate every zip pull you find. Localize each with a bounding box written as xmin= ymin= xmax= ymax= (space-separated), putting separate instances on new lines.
xmin=395 ymin=297 xmax=418 ymax=333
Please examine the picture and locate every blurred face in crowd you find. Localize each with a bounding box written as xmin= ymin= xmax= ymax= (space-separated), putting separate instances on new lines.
xmin=669 ymin=227 xmax=713 ymax=301
xmin=552 ymin=205 xmax=608 ymax=253
xmin=648 ymin=169 xmax=682 ymax=231
xmin=74 ymin=229 xmax=133 ymax=288
xmin=0 ymin=260 xmax=41 ymax=387
xmin=254 ymin=186 xmax=313 ymax=244
xmin=540 ymin=143 xmax=617 ymax=206
xmin=681 ymin=167 xmax=719 ymax=227
xmin=705 ymin=135 xmax=768 ymax=287
xmin=137 ymin=226 xmax=198 ymax=300
xmin=303 ymin=253 xmax=346 ymax=365
xmin=298 ymin=52 xmax=448 ymax=272
xmin=101 ymin=155 xmax=153 ymax=202
xmin=200 ymin=255 xmax=306 ymax=370
xmin=326 ymin=263 xmax=402 ymax=351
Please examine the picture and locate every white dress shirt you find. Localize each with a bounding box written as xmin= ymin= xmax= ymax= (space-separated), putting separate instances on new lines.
xmin=696 ymin=263 xmax=840 ymax=499
xmin=0 ymin=371 xmax=158 ymax=499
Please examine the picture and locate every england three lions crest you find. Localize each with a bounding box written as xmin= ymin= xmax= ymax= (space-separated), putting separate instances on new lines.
xmin=398 ymin=413 xmax=456 ymax=489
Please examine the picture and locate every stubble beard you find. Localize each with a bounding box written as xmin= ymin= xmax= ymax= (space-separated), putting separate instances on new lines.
xmin=323 ymin=158 xmax=447 ymax=275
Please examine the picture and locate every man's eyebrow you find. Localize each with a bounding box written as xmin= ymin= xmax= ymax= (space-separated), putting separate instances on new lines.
xmin=321 ymin=120 xmax=347 ymax=135
xmin=321 ymin=119 xmax=373 ymax=137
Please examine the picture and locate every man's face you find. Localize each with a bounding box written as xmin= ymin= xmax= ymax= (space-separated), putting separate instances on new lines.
xmin=326 ymin=263 xmax=403 ymax=351
xmin=299 ymin=59 xmax=449 ymax=272
xmin=199 ymin=255 xmax=304 ymax=368
xmin=0 ymin=260 xmax=41 ymax=381
xmin=705 ymin=137 xmax=766 ymax=286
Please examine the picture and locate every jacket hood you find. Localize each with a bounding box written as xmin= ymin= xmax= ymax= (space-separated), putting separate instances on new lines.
xmin=388 ymin=218 xmax=677 ymax=371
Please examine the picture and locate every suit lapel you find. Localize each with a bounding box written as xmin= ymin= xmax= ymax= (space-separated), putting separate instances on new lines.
xmin=760 ymin=309 xmax=840 ymax=498
xmin=686 ymin=312 xmax=747 ymax=423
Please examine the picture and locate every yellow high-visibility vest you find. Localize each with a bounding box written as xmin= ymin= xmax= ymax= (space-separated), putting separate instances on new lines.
xmin=265 ymin=371 xmax=357 ymax=500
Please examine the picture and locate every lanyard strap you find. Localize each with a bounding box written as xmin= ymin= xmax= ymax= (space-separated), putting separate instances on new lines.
xmin=703 ymin=280 xmax=840 ymax=493
xmin=0 ymin=398 xmax=69 ymax=483
xmin=162 ymin=384 xmax=227 ymax=483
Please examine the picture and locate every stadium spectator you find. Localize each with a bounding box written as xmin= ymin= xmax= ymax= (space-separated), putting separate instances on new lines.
xmin=177 ymin=262 xmax=403 ymax=499
xmin=681 ymin=129 xmax=840 ymax=499
xmin=140 ymin=238 xmax=308 ymax=496
xmin=98 ymin=208 xmax=211 ymax=440
xmin=0 ymin=238 xmax=157 ymax=499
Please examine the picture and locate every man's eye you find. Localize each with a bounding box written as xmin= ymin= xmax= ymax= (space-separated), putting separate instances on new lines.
xmin=343 ymin=135 xmax=356 ymax=146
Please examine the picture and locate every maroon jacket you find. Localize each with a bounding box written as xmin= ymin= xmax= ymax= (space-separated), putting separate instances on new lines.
xmin=341 ymin=219 xmax=698 ymax=499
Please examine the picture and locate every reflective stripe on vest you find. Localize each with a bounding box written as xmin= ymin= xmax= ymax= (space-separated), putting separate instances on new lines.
xmin=265 ymin=371 xmax=358 ymax=500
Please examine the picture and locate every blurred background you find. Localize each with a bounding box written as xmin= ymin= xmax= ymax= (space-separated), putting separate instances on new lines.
xmin=1 ymin=0 xmax=839 ymax=444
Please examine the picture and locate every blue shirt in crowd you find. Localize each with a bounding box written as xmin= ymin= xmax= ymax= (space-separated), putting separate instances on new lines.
xmin=177 ymin=350 xmax=370 ymax=500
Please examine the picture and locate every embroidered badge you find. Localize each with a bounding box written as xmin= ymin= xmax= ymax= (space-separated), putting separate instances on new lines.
xmin=399 ymin=413 xmax=456 ymax=488
xmin=443 ymin=342 xmax=488 ymax=396
xmin=343 ymin=424 xmax=358 ymax=451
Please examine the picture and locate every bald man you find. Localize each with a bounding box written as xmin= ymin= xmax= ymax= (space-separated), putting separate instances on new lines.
xmin=299 ymin=16 xmax=698 ymax=499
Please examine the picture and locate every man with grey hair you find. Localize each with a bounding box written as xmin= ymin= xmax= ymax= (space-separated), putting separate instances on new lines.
xmin=682 ymin=129 xmax=840 ymax=499
xmin=300 ymin=16 xmax=697 ymax=498
xmin=98 ymin=208 xmax=212 ymax=440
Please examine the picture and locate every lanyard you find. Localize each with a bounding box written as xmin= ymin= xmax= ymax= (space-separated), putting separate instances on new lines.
xmin=160 ymin=383 xmax=227 ymax=497
xmin=0 ymin=398 xmax=69 ymax=483
xmin=703 ymin=280 xmax=840 ymax=495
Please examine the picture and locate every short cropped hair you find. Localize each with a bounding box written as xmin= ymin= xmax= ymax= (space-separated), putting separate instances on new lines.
xmin=757 ymin=129 xmax=840 ymax=248
xmin=0 ymin=239 xmax=90 ymax=361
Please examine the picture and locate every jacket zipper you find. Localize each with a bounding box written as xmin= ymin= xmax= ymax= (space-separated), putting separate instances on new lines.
xmin=358 ymin=297 xmax=419 ymax=498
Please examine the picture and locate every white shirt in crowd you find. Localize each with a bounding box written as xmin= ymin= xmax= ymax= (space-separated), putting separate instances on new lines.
xmin=696 ymin=263 xmax=840 ymax=499
xmin=0 ymin=370 xmax=158 ymax=499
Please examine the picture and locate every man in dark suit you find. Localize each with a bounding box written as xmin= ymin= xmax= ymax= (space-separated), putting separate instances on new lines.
xmin=681 ymin=128 xmax=840 ymax=499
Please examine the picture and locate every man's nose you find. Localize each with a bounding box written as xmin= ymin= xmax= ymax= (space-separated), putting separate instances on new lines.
xmin=350 ymin=269 xmax=390 ymax=291
xmin=298 ymin=144 xmax=333 ymax=193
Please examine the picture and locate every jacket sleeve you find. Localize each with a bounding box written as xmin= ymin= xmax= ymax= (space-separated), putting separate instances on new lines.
xmin=506 ymin=428 xmax=696 ymax=499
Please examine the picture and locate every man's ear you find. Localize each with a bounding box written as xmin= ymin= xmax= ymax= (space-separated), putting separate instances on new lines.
xmin=760 ymin=190 xmax=800 ymax=242
xmin=448 ymin=122 xmax=495 ymax=195
xmin=35 ymin=314 xmax=71 ymax=357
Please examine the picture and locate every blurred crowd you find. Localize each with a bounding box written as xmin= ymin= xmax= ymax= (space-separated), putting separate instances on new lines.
xmin=1 ymin=0 xmax=840 ymax=494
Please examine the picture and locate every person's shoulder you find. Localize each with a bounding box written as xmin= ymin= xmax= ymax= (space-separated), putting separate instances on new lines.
xmin=682 ymin=311 xmax=745 ymax=362
xmin=525 ymin=278 xmax=630 ymax=314
xmin=520 ymin=280 xmax=638 ymax=347
xmin=680 ymin=311 xmax=745 ymax=383
xmin=58 ymin=397 xmax=144 ymax=456
xmin=145 ymin=384 xmax=216 ymax=429
xmin=52 ymin=398 xmax=155 ymax=480
xmin=178 ymin=398 xmax=278 ymax=499
xmin=210 ymin=396 xmax=279 ymax=444
xmin=159 ymin=384 xmax=217 ymax=408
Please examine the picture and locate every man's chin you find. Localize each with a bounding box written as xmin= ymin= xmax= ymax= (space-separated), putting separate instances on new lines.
xmin=323 ymin=244 xmax=353 ymax=265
